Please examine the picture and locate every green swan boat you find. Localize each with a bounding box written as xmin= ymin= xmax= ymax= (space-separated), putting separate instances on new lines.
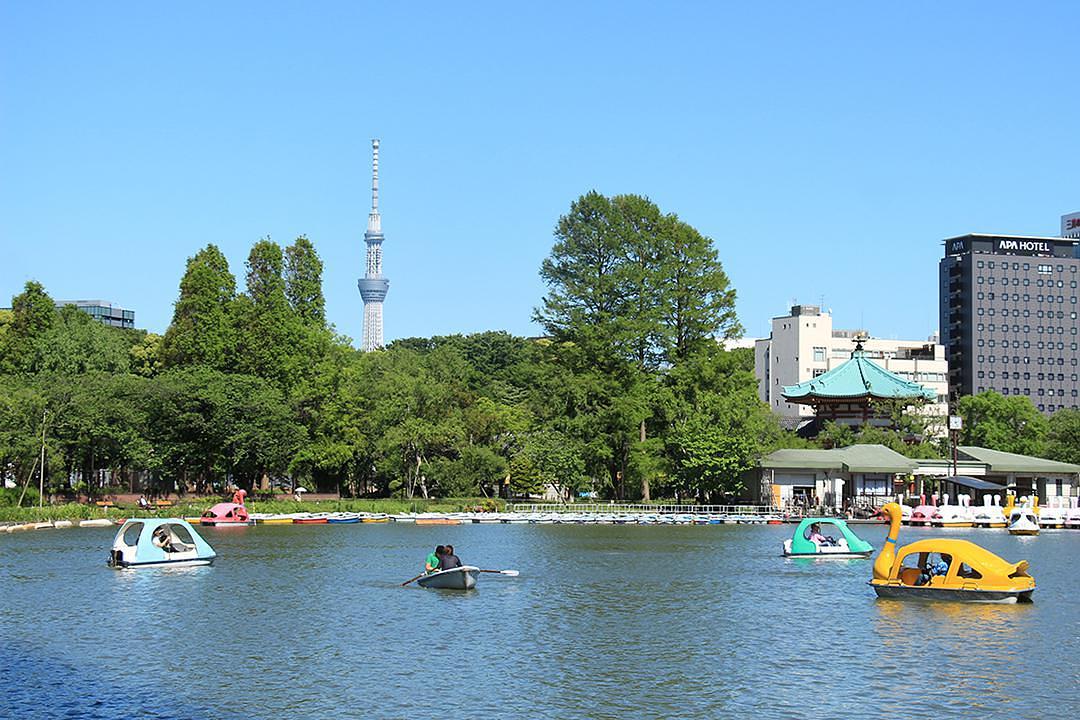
xmin=783 ymin=517 xmax=874 ymax=558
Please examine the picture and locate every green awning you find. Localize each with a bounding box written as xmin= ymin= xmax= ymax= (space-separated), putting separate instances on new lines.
xmin=761 ymin=444 xmax=917 ymax=474
xmin=957 ymin=447 xmax=1080 ymax=475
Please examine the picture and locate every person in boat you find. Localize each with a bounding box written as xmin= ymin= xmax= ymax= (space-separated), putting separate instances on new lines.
xmin=232 ymin=488 xmax=247 ymax=506
xmin=917 ymin=556 xmax=950 ymax=585
xmin=807 ymin=523 xmax=835 ymax=546
xmin=426 ymin=546 xmax=445 ymax=574
xmin=440 ymin=544 xmax=462 ymax=570
xmin=152 ymin=526 xmax=177 ymax=553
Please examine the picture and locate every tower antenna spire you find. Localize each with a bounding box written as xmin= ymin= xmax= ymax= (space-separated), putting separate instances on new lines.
xmin=358 ymin=138 xmax=389 ymax=351
xmin=371 ymin=138 xmax=379 ymax=213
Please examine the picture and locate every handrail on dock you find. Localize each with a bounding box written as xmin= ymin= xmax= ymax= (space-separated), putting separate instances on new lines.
xmin=504 ymin=503 xmax=782 ymax=515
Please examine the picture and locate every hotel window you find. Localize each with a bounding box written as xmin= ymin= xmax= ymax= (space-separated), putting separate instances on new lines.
xmin=977 ymin=260 xmax=985 ymax=268
xmin=1058 ymin=281 xmax=1064 ymax=288
xmin=1038 ymin=264 xmax=1052 ymax=274
xmin=989 ymin=262 xmax=995 ymax=269
xmin=812 ymin=347 xmax=826 ymax=362
xmin=1024 ymin=278 xmax=1030 ymax=286
xmin=987 ymin=293 xmax=995 ymax=300
xmin=977 ymin=371 xmax=985 ymax=379
xmin=977 ymin=292 xmax=984 ymax=300
xmin=1024 ymin=372 xmax=1031 ymax=380
xmin=977 ymin=276 xmax=984 ymax=284
xmin=1023 ymin=263 xmax=1030 ymax=271
xmin=1058 ymin=265 xmax=1064 ymax=272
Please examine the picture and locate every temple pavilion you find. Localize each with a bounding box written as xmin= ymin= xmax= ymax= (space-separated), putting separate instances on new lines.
xmin=782 ymin=337 xmax=936 ymax=435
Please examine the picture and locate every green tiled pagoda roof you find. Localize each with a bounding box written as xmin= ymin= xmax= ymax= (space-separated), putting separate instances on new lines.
xmin=782 ymin=350 xmax=936 ymax=402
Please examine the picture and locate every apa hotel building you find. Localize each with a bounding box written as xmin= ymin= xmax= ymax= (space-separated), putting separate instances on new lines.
xmin=938 ymin=213 xmax=1080 ymax=414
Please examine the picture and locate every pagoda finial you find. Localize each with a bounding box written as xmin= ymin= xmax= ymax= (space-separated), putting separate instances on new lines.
xmin=852 ymin=333 xmax=869 ymax=355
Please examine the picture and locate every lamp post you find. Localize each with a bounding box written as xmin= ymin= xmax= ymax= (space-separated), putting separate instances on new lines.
xmin=948 ymin=415 xmax=963 ymax=477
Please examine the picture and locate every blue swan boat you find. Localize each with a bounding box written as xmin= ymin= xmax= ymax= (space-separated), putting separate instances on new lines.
xmin=108 ymin=518 xmax=217 ymax=568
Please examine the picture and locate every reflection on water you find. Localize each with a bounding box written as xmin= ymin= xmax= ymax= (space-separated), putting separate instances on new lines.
xmin=1 ymin=523 xmax=1077 ymax=719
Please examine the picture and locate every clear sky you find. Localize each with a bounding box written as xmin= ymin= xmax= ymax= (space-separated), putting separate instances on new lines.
xmin=2 ymin=2 xmax=1077 ymax=344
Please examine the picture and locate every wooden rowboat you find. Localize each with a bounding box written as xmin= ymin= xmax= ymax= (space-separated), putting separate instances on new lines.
xmin=293 ymin=517 xmax=328 ymax=525
xmin=417 ymin=566 xmax=479 ymax=590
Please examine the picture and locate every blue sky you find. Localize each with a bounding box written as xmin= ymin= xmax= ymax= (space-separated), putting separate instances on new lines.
xmin=2 ymin=2 xmax=1077 ymax=344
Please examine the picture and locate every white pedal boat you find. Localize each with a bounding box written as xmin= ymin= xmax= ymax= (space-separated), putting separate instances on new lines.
xmin=108 ymin=518 xmax=217 ymax=568
xmin=417 ymin=565 xmax=480 ymax=590
xmin=1007 ymin=508 xmax=1040 ymax=536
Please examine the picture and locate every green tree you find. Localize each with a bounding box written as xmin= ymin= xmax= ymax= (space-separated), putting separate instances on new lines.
xmin=37 ymin=305 xmax=132 ymax=375
xmin=664 ymin=344 xmax=781 ymax=500
xmin=130 ymin=332 xmax=164 ymax=377
xmin=1046 ymin=409 xmax=1080 ymax=465
xmin=516 ymin=429 xmax=587 ymax=501
xmin=232 ymin=239 xmax=298 ymax=388
xmin=956 ymin=391 xmax=1048 ymax=456
xmin=284 ymin=235 xmax=326 ymax=326
xmin=1 ymin=281 xmax=56 ymax=373
xmin=160 ymin=244 xmax=236 ymax=369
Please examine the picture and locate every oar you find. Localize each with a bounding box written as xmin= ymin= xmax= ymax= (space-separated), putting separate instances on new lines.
xmin=401 ymin=572 xmax=426 ymax=586
xmin=478 ymin=569 xmax=519 ymax=577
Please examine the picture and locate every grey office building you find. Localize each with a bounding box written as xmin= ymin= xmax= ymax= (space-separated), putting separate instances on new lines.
xmin=939 ymin=234 xmax=1079 ymax=414
xmin=56 ymin=300 xmax=136 ymax=329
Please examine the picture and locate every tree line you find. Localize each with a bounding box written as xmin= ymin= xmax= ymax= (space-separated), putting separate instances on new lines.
xmin=1 ymin=193 xmax=1077 ymax=505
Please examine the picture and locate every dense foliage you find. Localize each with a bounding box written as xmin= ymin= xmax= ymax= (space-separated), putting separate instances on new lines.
xmin=2 ymin=193 xmax=1074 ymax=506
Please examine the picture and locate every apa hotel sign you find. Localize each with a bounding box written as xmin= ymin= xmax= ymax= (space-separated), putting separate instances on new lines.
xmin=1063 ymin=212 xmax=1080 ymax=239
xmin=994 ymin=238 xmax=1053 ymax=256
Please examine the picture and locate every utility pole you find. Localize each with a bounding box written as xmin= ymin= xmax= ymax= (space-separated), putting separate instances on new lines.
xmin=38 ymin=409 xmax=47 ymax=508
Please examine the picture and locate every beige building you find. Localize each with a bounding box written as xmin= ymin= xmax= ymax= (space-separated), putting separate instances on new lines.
xmin=752 ymin=305 xmax=949 ymax=430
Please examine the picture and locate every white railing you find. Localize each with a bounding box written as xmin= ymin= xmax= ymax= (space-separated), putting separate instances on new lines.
xmin=504 ymin=503 xmax=782 ymax=515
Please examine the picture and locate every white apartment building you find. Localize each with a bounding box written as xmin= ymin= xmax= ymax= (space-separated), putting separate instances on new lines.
xmin=753 ymin=305 xmax=949 ymax=427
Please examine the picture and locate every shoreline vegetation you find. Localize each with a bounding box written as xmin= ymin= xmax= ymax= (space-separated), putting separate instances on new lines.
xmin=2 ymin=194 xmax=1075 ymax=513
xmin=0 ymin=497 xmax=504 ymax=524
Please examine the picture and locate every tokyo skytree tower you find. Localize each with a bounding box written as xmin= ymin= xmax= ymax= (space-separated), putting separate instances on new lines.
xmin=357 ymin=139 xmax=390 ymax=351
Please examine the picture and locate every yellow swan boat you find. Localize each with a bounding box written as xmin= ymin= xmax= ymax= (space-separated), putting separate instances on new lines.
xmin=870 ymin=503 xmax=1035 ymax=603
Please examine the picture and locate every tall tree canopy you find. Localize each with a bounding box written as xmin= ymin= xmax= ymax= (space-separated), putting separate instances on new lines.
xmin=160 ymin=244 xmax=236 ymax=370
xmin=285 ymin=235 xmax=326 ymax=327
xmin=0 ymin=280 xmax=56 ymax=374
xmin=535 ymin=191 xmax=741 ymax=368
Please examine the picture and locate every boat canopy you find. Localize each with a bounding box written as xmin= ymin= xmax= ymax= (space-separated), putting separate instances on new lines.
xmin=893 ymin=538 xmax=1027 ymax=579
xmin=946 ymin=475 xmax=1005 ymax=491
xmin=789 ymin=517 xmax=873 ymax=555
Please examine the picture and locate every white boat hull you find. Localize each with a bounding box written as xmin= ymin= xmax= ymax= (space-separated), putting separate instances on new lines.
xmin=417 ymin=566 xmax=480 ymax=590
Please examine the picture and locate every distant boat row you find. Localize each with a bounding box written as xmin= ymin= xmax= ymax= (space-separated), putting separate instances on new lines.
xmin=230 ymin=511 xmax=789 ymax=526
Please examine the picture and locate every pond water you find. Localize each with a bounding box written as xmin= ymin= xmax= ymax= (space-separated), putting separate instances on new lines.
xmin=1 ymin=522 xmax=1077 ymax=719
